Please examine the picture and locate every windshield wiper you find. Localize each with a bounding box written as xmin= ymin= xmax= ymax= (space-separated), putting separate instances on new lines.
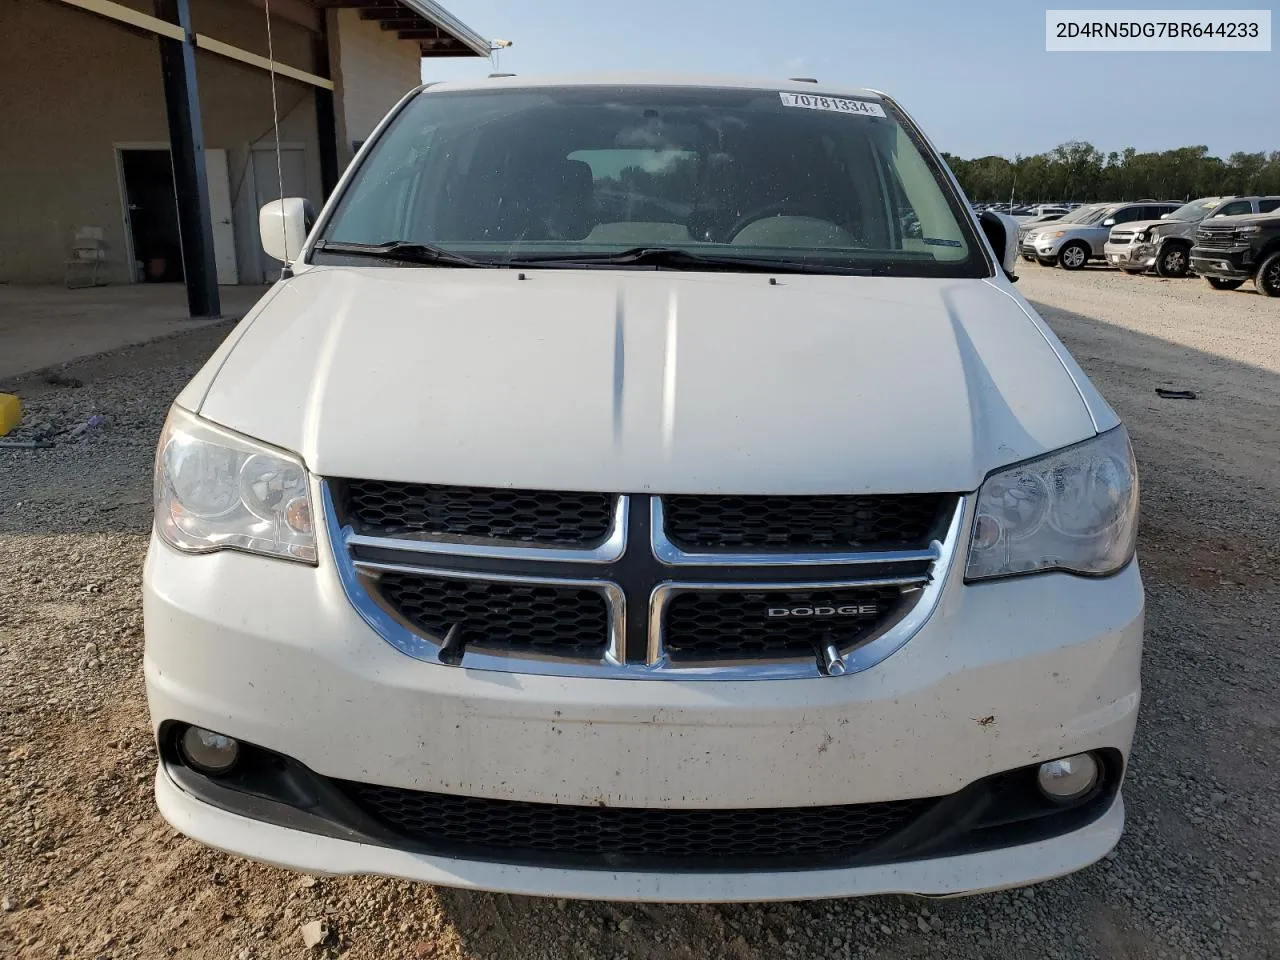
xmin=314 ymin=242 xmax=879 ymax=275
xmin=312 ymin=240 xmax=494 ymax=268
xmin=510 ymin=247 xmax=875 ymax=275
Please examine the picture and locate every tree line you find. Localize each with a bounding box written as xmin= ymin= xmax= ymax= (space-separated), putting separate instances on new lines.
xmin=942 ymin=142 xmax=1280 ymax=204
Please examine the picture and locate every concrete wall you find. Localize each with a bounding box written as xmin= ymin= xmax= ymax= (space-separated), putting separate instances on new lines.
xmin=0 ymin=0 xmax=324 ymax=286
xmin=329 ymin=8 xmax=424 ymax=167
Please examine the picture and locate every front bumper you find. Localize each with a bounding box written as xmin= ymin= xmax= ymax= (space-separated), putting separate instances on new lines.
xmin=1105 ymin=243 xmax=1155 ymax=268
xmin=144 ymin=527 xmax=1143 ymax=898
xmin=156 ymin=762 xmax=1125 ymax=901
xmin=1023 ymin=237 xmax=1064 ymax=258
xmin=1190 ymin=247 xmax=1253 ymax=279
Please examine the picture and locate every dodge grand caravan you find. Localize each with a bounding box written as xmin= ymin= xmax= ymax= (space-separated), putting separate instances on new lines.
xmin=145 ymin=75 xmax=1143 ymax=902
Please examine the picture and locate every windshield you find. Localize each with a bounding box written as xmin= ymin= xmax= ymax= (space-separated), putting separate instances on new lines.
xmin=317 ymin=85 xmax=986 ymax=277
xmin=1073 ymin=206 xmax=1113 ymax=225
xmin=1166 ymin=198 xmax=1222 ymax=221
xmin=1054 ymin=205 xmax=1102 ymax=225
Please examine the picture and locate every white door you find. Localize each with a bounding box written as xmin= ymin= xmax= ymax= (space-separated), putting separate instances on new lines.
xmin=253 ymin=147 xmax=308 ymax=277
xmin=204 ymin=148 xmax=238 ymax=285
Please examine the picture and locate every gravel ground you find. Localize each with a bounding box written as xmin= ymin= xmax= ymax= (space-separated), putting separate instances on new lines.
xmin=2 ymin=266 xmax=1279 ymax=960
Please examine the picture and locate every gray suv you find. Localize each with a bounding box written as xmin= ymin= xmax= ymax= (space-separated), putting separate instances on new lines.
xmin=1105 ymin=196 xmax=1280 ymax=277
xmin=1023 ymin=201 xmax=1180 ymax=270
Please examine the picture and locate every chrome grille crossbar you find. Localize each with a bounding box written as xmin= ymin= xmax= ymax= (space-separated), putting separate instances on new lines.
xmin=325 ymin=484 xmax=965 ymax=680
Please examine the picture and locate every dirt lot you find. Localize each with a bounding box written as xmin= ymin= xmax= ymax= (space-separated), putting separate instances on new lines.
xmin=2 ymin=265 xmax=1279 ymax=960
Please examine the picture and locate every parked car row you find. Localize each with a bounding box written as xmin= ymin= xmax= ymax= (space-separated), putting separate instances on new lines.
xmin=974 ymin=201 xmax=1079 ymax=217
xmin=1020 ymin=201 xmax=1181 ymax=269
xmin=1017 ymin=195 xmax=1280 ymax=296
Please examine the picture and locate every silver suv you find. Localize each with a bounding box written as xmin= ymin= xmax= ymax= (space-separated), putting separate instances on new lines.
xmin=1023 ymin=201 xmax=1180 ymax=270
xmin=1105 ymin=196 xmax=1280 ymax=277
xmin=1016 ymin=211 xmax=1067 ymax=252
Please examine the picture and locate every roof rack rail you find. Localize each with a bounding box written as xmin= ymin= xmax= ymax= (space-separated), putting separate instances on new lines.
xmin=488 ymin=72 xmax=516 ymax=78
xmin=789 ymin=77 xmax=818 ymax=83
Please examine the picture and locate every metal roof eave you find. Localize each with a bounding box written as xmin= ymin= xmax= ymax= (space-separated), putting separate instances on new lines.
xmin=397 ymin=0 xmax=491 ymax=57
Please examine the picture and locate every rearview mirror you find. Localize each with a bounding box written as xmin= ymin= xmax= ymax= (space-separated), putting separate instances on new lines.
xmin=259 ymin=198 xmax=314 ymax=265
xmin=978 ymin=210 xmax=1019 ymax=282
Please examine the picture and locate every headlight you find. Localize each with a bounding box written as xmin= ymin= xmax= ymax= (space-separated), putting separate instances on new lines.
xmin=1236 ymin=225 xmax=1261 ymax=236
xmin=966 ymin=426 xmax=1138 ymax=581
xmin=1136 ymin=229 xmax=1151 ymax=243
xmin=1049 ymin=231 xmax=1066 ymax=239
xmin=153 ymin=405 xmax=316 ymax=563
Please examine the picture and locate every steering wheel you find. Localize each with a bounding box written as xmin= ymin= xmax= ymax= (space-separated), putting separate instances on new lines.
xmin=725 ymin=202 xmax=838 ymax=242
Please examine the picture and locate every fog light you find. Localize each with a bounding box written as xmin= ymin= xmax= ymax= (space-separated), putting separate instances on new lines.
xmin=1037 ymin=753 xmax=1099 ymax=802
xmin=179 ymin=726 xmax=240 ymax=775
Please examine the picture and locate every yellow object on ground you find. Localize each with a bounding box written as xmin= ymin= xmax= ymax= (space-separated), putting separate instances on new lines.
xmin=0 ymin=393 xmax=21 ymax=437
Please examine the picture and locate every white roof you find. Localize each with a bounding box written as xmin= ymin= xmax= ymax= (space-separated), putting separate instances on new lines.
xmin=428 ymin=72 xmax=885 ymax=99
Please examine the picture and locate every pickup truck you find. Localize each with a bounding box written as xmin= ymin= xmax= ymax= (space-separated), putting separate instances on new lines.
xmin=1191 ymin=213 xmax=1280 ymax=295
xmin=1106 ymin=196 xmax=1280 ymax=277
xmin=144 ymin=74 xmax=1142 ymax=902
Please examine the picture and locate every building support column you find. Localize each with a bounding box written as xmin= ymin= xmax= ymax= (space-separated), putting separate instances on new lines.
xmin=155 ymin=0 xmax=220 ymax=318
xmin=314 ymin=15 xmax=340 ymax=199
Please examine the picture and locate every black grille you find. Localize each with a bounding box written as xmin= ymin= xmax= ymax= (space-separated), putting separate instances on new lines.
xmin=336 ymin=781 xmax=932 ymax=866
xmin=663 ymin=584 xmax=913 ymax=661
xmin=662 ymin=494 xmax=950 ymax=551
xmin=375 ymin=573 xmax=608 ymax=657
xmin=337 ymin=480 xmax=614 ymax=545
xmin=1195 ymin=228 xmax=1243 ymax=249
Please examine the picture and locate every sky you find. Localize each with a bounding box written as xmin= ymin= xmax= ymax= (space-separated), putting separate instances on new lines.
xmin=420 ymin=0 xmax=1278 ymax=160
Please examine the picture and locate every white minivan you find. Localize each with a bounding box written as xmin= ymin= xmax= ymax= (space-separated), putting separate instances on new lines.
xmin=145 ymin=75 xmax=1142 ymax=902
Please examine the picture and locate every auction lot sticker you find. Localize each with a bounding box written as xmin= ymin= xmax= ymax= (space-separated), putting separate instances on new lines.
xmin=778 ymin=92 xmax=886 ymax=118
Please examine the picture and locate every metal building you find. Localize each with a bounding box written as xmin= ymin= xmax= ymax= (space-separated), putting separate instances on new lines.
xmin=0 ymin=0 xmax=488 ymax=317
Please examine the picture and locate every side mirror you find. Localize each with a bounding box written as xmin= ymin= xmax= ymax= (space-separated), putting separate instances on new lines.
xmin=978 ymin=210 xmax=1019 ymax=282
xmin=259 ymin=198 xmax=314 ymax=264
xmin=1160 ymin=213 xmax=1170 ymax=218
xmin=1102 ymin=218 xmax=1116 ymax=227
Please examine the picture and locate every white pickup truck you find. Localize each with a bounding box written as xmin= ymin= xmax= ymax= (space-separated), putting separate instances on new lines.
xmin=144 ymin=74 xmax=1142 ymax=902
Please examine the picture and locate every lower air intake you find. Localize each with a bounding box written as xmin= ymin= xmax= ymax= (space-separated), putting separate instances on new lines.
xmin=336 ymin=780 xmax=934 ymax=867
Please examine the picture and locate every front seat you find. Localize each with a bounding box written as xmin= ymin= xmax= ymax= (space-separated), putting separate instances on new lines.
xmin=544 ymin=158 xmax=597 ymax=240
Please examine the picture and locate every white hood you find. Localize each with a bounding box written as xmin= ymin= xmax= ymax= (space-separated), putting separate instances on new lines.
xmin=1123 ymin=217 xmax=1194 ymax=237
xmin=196 ymin=267 xmax=1098 ymax=495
